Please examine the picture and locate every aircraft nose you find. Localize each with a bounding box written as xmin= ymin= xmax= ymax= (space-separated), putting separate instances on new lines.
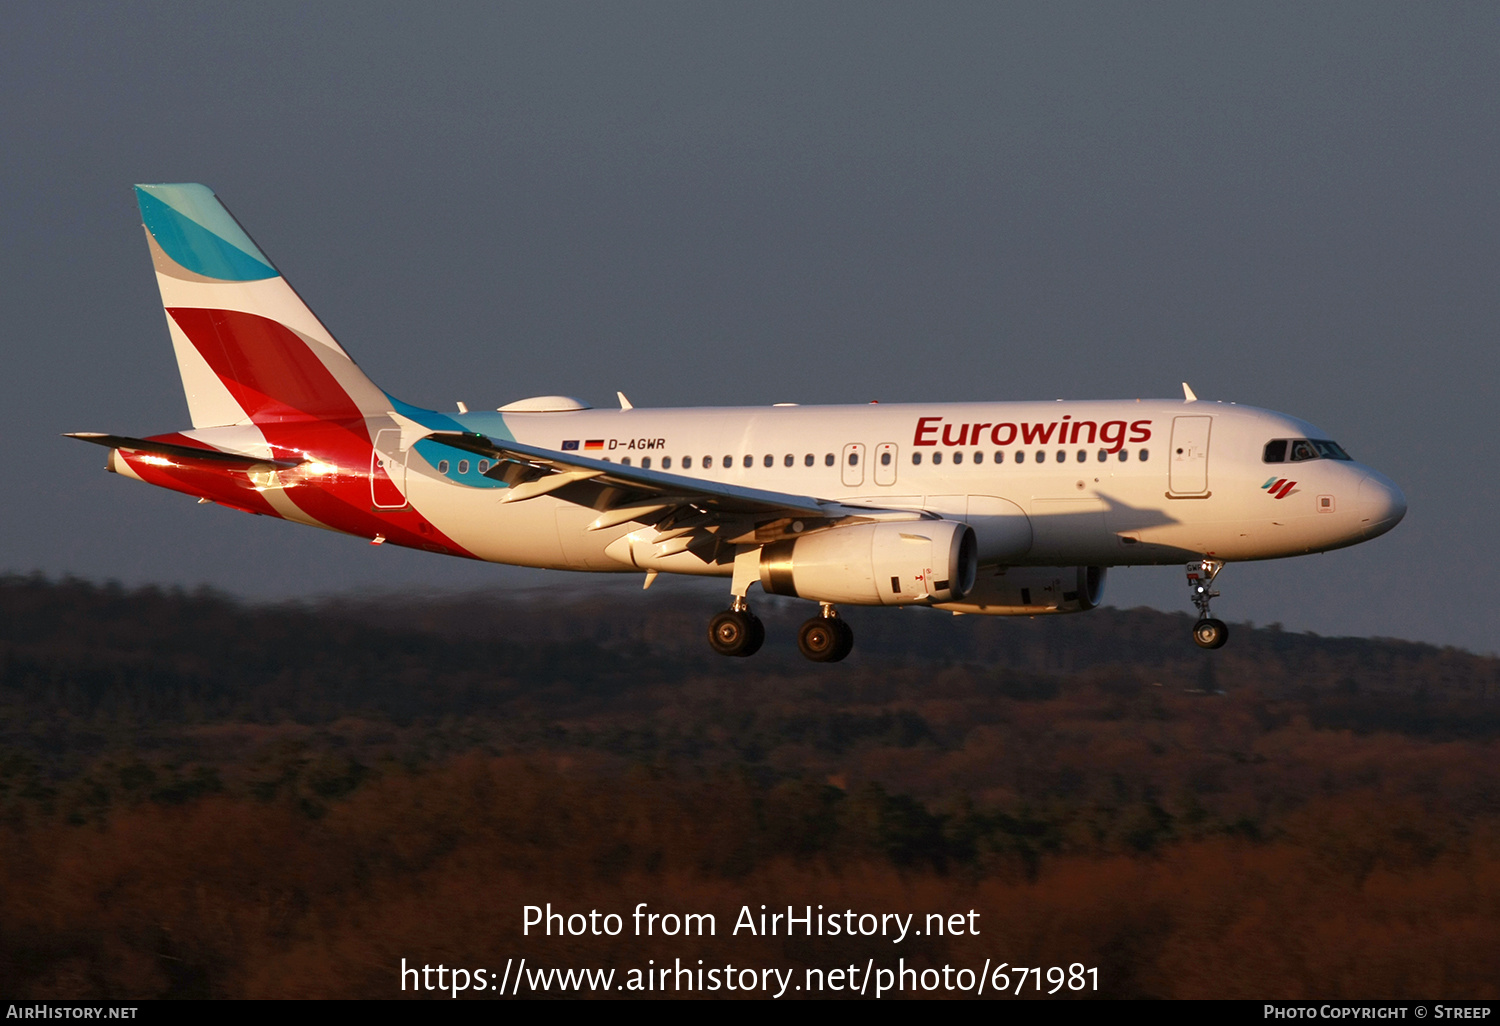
xmin=1357 ymin=473 xmax=1407 ymax=538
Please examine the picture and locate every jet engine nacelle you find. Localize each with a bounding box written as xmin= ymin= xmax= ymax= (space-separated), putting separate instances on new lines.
xmin=760 ymin=520 xmax=978 ymax=606
xmin=934 ymin=565 xmax=1106 ymax=615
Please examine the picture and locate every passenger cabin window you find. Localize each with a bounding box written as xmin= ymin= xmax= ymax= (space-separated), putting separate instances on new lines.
xmin=932 ymin=451 xmax=943 ymax=465
xmin=438 ymin=460 xmax=449 ymax=474
xmin=1139 ymin=449 xmax=1149 ymax=461
xmin=479 ymin=460 xmax=490 ymax=473
xmin=641 ymin=457 xmax=652 ymax=469
xmin=973 ymin=451 xmax=983 ymax=464
xmin=993 ymin=451 xmax=1004 ymax=464
xmin=458 ymin=460 xmax=469 ymax=474
xmin=683 ymin=456 xmax=693 ymax=469
xmin=847 ymin=452 xmax=859 ymax=466
xmin=622 ymin=457 xmax=632 ymax=466
xmin=784 ymin=454 xmax=794 ymax=467
xmin=804 ymin=453 xmax=814 ymax=467
xmin=912 ymin=452 xmax=922 ymax=465
xmin=1036 ymin=451 xmax=1046 ymax=463
xmin=824 ymin=453 xmax=835 ymax=467
xmin=953 ymin=451 xmax=963 ymax=465
xmin=1076 ymin=450 xmax=1086 ymax=462
xmin=703 ymin=455 xmax=713 ymax=468
xmin=880 ymin=451 xmax=891 ymax=466
xmin=661 ymin=456 xmax=671 ymax=469
xmin=743 ymin=455 xmax=753 ymax=468
xmin=764 ymin=454 xmax=774 ymax=468
xmin=1015 ymin=451 xmax=1025 ymax=464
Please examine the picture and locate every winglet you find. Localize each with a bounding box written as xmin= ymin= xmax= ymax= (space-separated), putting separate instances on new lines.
xmin=617 ymin=391 xmax=634 ymax=410
xmin=1182 ymin=382 xmax=1198 ymax=402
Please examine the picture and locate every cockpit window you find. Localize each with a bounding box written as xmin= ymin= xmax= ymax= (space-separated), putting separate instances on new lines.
xmin=1265 ymin=438 xmax=1353 ymax=463
xmin=1312 ymin=439 xmax=1352 ymax=460
xmin=1289 ymin=440 xmax=1319 ymax=462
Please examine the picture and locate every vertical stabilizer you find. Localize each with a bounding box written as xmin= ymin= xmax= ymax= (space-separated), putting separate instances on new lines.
xmin=136 ymin=184 xmax=392 ymax=428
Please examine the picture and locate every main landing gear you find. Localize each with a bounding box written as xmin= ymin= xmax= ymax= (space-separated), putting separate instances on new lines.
xmin=706 ymin=601 xmax=855 ymax=662
xmin=1186 ymin=559 xmax=1229 ymax=650
xmin=707 ymin=598 xmax=765 ymax=658
xmin=707 ymin=599 xmax=855 ymax=663
xmin=797 ymin=604 xmax=854 ymax=663
xmin=709 ymin=546 xmax=854 ymax=663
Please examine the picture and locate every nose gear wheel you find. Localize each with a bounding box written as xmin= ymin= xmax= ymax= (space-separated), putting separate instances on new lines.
xmin=1185 ymin=559 xmax=1229 ymax=649
xmin=1193 ymin=617 xmax=1228 ymax=649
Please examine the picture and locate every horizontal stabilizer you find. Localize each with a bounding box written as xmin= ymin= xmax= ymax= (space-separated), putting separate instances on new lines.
xmin=64 ymin=433 xmax=304 ymax=470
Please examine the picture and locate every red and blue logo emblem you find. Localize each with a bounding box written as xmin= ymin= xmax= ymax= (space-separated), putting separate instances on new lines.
xmin=1262 ymin=477 xmax=1298 ymax=499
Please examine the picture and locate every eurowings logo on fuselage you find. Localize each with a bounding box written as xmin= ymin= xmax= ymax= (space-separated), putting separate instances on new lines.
xmin=1262 ymin=477 xmax=1298 ymax=499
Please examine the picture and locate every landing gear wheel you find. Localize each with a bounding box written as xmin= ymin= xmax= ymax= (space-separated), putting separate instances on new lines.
xmin=709 ymin=609 xmax=764 ymax=657
xmin=745 ymin=613 xmax=765 ymax=655
xmin=830 ymin=617 xmax=854 ymax=662
xmin=798 ymin=616 xmax=853 ymax=663
xmin=1193 ymin=618 xmax=1228 ymax=650
xmin=1184 ymin=560 xmax=1229 ymax=649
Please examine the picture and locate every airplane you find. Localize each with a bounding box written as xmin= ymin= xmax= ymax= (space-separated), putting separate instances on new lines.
xmin=69 ymin=184 xmax=1408 ymax=661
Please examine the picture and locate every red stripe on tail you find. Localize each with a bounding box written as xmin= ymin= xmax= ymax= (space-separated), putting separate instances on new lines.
xmin=167 ymin=307 xmax=364 ymax=424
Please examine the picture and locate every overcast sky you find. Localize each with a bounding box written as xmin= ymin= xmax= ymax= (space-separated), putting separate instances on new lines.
xmin=4 ymin=3 xmax=1496 ymax=651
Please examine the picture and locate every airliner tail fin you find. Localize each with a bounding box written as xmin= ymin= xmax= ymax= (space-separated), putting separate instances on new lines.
xmin=136 ymin=183 xmax=392 ymax=429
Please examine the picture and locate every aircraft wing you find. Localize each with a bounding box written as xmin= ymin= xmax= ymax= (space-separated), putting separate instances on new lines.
xmin=422 ymin=432 xmax=923 ymax=535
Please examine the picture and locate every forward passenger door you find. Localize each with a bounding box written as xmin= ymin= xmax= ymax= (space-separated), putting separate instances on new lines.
xmin=1168 ymin=416 xmax=1212 ymax=496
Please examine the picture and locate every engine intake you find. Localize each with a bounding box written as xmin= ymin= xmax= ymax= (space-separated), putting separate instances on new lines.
xmin=760 ymin=520 xmax=978 ymax=606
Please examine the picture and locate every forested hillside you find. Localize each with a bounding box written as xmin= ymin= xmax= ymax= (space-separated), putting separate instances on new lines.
xmin=1 ymin=575 xmax=1496 ymax=999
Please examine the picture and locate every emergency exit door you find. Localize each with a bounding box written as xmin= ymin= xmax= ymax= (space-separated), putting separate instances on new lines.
xmin=841 ymin=443 xmax=865 ymax=487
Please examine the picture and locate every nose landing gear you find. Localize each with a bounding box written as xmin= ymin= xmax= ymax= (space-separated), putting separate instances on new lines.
xmin=1186 ymin=559 xmax=1228 ymax=649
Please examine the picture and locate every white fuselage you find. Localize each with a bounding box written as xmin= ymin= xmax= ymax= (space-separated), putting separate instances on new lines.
xmin=383 ymin=398 xmax=1404 ymax=574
